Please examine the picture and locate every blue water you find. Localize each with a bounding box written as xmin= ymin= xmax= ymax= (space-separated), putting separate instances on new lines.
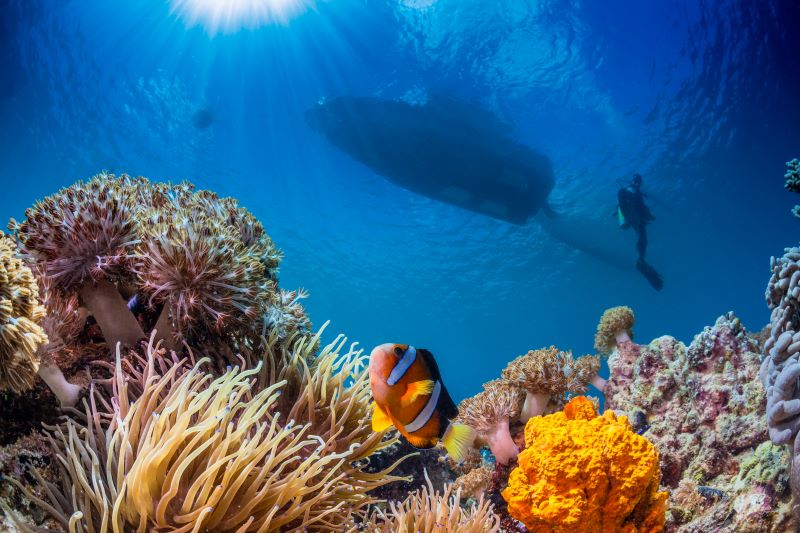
xmin=1 ymin=0 xmax=799 ymax=402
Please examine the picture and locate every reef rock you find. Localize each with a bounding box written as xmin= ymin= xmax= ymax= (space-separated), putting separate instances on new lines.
xmin=605 ymin=312 xmax=794 ymax=532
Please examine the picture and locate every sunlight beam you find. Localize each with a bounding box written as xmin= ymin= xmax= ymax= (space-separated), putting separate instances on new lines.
xmin=170 ymin=0 xmax=313 ymax=33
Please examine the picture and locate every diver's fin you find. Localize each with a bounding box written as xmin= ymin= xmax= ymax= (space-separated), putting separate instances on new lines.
xmin=371 ymin=401 xmax=394 ymax=432
xmin=637 ymin=260 xmax=664 ymax=291
xmin=441 ymin=423 xmax=476 ymax=462
xmin=617 ymin=207 xmax=630 ymax=229
xmin=401 ymin=380 xmax=435 ymax=407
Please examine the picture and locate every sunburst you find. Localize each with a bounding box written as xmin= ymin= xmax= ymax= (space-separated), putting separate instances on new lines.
xmin=170 ymin=0 xmax=314 ymax=33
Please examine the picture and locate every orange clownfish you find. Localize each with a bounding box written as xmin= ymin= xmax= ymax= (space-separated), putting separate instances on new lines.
xmin=368 ymin=343 xmax=474 ymax=462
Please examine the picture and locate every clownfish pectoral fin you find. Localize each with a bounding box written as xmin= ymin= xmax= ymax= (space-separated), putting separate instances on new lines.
xmin=400 ymin=380 xmax=435 ymax=407
xmin=442 ymin=423 xmax=476 ymax=463
xmin=371 ymin=402 xmax=394 ymax=432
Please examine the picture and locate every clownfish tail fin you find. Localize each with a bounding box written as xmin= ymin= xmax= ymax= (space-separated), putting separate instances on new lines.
xmin=442 ymin=423 xmax=475 ymax=463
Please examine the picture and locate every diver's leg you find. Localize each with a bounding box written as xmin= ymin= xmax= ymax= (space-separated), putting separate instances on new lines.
xmin=636 ymin=227 xmax=647 ymax=261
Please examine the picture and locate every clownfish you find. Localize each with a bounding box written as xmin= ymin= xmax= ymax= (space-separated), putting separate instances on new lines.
xmin=368 ymin=343 xmax=474 ymax=462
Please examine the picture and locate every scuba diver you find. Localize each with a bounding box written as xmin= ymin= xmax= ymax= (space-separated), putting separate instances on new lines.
xmin=616 ymin=173 xmax=664 ymax=291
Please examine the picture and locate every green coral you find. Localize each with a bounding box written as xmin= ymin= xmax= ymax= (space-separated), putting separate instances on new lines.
xmin=732 ymin=441 xmax=790 ymax=495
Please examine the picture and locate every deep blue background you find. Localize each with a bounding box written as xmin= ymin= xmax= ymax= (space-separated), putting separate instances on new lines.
xmin=1 ymin=0 xmax=799 ymax=401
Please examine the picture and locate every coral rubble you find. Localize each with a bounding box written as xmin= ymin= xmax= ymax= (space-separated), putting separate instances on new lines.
xmin=607 ymin=312 xmax=793 ymax=531
xmin=502 ymin=396 xmax=667 ymax=532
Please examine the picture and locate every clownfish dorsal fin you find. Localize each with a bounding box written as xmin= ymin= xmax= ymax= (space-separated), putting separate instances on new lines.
xmin=400 ymin=380 xmax=435 ymax=407
xmin=371 ymin=401 xmax=394 ymax=432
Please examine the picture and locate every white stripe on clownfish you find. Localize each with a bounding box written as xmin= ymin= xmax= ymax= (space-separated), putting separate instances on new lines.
xmin=405 ymin=379 xmax=441 ymax=433
xmin=387 ymin=345 xmax=417 ymax=386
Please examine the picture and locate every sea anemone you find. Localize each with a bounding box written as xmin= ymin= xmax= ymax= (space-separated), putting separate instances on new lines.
xmin=503 ymin=396 xmax=667 ymax=532
xmin=365 ymin=471 xmax=501 ymax=532
xmin=501 ymin=346 xmax=602 ymax=421
xmin=5 ymin=328 xmax=405 ymax=532
xmin=0 ymin=232 xmax=47 ymax=394
xmin=594 ymin=305 xmax=635 ymax=356
xmin=458 ymin=379 xmax=523 ymax=465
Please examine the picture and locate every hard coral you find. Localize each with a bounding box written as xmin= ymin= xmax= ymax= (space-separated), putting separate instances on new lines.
xmin=784 ymin=158 xmax=800 ymax=218
xmin=6 ymin=328 xmax=403 ymax=532
xmin=502 ymin=396 xmax=667 ymax=533
xmin=364 ymin=472 xmax=501 ymax=532
xmin=595 ymin=306 xmax=635 ymax=356
xmin=607 ymin=312 xmax=793 ymax=532
xmin=762 ymin=244 xmax=800 ymax=525
xmin=501 ymin=347 xmax=600 ymax=421
xmin=458 ymin=379 xmax=523 ymax=465
xmin=0 ymin=232 xmax=47 ymax=394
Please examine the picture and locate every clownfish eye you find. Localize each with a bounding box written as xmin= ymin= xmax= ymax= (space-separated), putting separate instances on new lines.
xmin=393 ymin=345 xmax=406 ymax=357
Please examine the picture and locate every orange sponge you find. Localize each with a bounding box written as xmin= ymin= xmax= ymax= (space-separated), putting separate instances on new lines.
xmin=502 ymin=396 xmax=667 ymax=533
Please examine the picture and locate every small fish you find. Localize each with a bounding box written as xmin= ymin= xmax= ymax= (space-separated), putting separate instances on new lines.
xmin=368 ymin=343 xmax=474 ymax=461
xmin=126 ymin=293 xmax=139 ymax=312
xmin=697 ymin=485 xmax=725 ymax=500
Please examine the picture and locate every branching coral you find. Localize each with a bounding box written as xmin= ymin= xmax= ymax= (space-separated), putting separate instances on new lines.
xmin=595 ymin=306 xmax=635 ymax=357
xmin=0 ymin=232 xmax=48 ymax=394
xmin=502 ymin=396 xmax=667 ymax=532
xmin=458 ymin=379 xmax=523 ymax=465
xmin=501 ymin=347 xmax=601 ymax=421
xmin=364 ymin=472 xmax=501 ymax=532
xmin=784 ymin=158 xmax=800 ymax=218
xmin=4 ymin=328 xmax=405 ymax=532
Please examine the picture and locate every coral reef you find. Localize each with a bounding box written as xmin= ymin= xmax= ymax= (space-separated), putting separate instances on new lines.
xmin=457 ymin=379 xmax=524 ymax=465
xmin=0 ymin=232 xmax=47 ymax=394
xmin=784 ymin=158 xmax=800 ymax=218
xmin=3 ymin=330 xmax=404 ymax=532
xmin=453 ymin=466 xmax=494 ymax=500
xmin=594 ymin=305 xmax=635 ymax=356
xmin=501 ymin=347 xmax=601 ymax=421
xmin=8 ymin=172 xmax=311 ymax=407
xmin=762 ymin=243 xmax=800 ymax=526
xmin=502 ymin=396 xmax=667 ymax=532
xmin=366 ymin=438 xmax=457 ymax=505
xmin=607 ymin=312 xmax=794 ymax=532
xmin=364 ymin=472 xmax=501 ymax=532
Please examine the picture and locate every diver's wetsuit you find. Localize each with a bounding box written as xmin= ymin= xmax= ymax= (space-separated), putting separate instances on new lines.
xmin=617 ymin=186 xmax=653 ymax=261
xmin=618 ymin=176 xmax=662 ymax=290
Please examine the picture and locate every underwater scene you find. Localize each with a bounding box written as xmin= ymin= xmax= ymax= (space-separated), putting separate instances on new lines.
xmin=1 ymin=0 xmax=800 ymax=531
